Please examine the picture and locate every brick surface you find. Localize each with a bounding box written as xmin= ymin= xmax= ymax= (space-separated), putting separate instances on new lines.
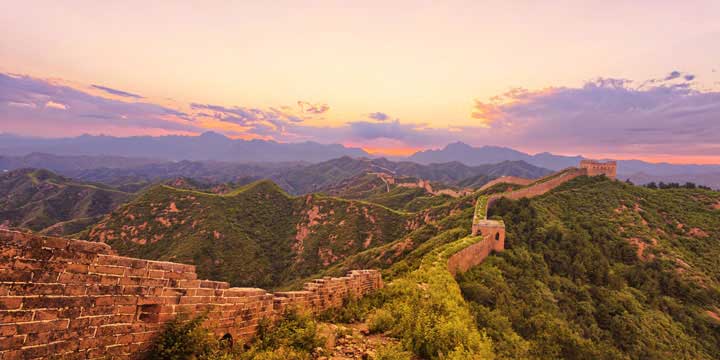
xmin=0 ymin=229 xmax=382 ymax=359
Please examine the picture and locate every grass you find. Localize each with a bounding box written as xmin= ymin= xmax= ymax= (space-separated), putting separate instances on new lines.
xmin=368 ymin=231 xmax=496 ymax=359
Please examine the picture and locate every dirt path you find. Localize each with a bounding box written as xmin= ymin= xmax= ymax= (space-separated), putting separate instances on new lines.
xmin=316 ymin=322 xmax=410 ymax=359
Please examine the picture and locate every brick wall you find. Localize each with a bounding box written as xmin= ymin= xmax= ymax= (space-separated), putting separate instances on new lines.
xmin=0 ymin=230 xmax=382 ymax=359
xmin=484 ymin=168 xmax=587 ymax=217
xmin=478 ymin=176 xmax=534 ymax=192
xmin=448 ymin=221 xmax=505 ymax=275
xmin=579 ymin=160 xmax=617 ymax=179
xmin=459 ymin=167 xmax=590 ymax=272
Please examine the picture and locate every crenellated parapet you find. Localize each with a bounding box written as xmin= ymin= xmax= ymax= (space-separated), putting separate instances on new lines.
xmin=0 ymin=230 xmax=382 ymax=359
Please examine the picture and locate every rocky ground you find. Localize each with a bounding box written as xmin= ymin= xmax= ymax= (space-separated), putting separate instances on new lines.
xmin=315 ymin=322 xmax=412 ymax=360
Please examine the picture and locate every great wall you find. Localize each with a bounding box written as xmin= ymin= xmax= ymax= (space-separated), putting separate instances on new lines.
xmin=0 ymin=160 xmax=616 ymax=359
xmin=449 ymin=160 xmax=616 ymax=275
xmin=0 ymin=230 xmax=381 ymax=359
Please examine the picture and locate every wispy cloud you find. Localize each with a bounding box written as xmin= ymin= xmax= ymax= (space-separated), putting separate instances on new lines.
xmin=0 ymin=73 xmax=201 ymax=136
xmin=470 ymin=74 xmax=720 ymax=156
xmin=91 ymin=84 xmax=143 ymax=99
xmin=297 ymin=101 xmax=329 ymax=114
xmin=367 ymin=112 xmax=390 ymax=121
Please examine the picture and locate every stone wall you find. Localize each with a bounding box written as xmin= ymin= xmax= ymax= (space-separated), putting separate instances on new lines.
xmin=580 ymin=160 xmax=617 ymax=179
xmin=484 ymin=168 xmax=587 ymax=218
xmin=448 ymin=220 xmax=505 ymax=275
xmin=0 ymin=230 xmax=382 ymax=359
xmin=478 ymin=176 xmax=534 ymax=192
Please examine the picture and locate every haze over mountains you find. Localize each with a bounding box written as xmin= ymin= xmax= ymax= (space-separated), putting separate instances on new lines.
xmin=0 ymin=132 xmax=368 ymax=163
xmin=2 ymin=132 xmax=720 ymax=188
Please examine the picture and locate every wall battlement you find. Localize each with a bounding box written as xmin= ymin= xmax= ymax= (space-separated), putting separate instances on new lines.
xmin=579 ymin=160 xmax=617 ymax=179
xmin=462 ymin=161 xmax=620 ymax=275
xmin=0 ymin=230 xmax=382 ymax=359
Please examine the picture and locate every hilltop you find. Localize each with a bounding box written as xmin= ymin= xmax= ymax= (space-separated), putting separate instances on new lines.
xmin=0 ymin=168 xmax=132 ymax=235
xmin=81 ymin=180 xmax=413 ymax=288
xmin=458 ymin=176 xmax=720 ymax=358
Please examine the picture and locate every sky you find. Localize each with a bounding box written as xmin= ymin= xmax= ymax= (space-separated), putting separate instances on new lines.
xmin=1 ymin=0 xmax=720 ymax=163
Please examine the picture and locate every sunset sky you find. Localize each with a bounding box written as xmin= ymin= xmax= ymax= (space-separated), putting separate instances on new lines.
xmin=2 ymin=1 xmax=720 ymax=163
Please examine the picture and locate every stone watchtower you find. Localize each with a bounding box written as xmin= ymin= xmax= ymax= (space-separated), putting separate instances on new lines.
xmin=579 ymin=160 xmax=617 ymax=179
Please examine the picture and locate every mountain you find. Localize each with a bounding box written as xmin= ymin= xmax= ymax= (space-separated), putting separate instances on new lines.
xmin=319 ymin=173 xmax=455 ymax=212
xmin=0 ymin=132 xmax=369 ymax=162
xmin=273 ymin=157 xmax=552 ymax=194
xmin=408 ymin=142 xmax=720 ymax=187
xmin=311 ymin=174 xmax=720 ymax=359
xmin=0 ymin=168 xmax=133 ymax=235
xmin=0 ymin=152 xmax=163 ymax=173
xmin=80 ymin=180 xmax=413 ymax=289
xmin=457 ymin=176 xmax=720 ymax=358
xmin=409 ymin=141 xmax=532 ymax=165
xmin=64 ymin=159 xmax=302 ymax=191
xmin=0 ymin=153 xmax=552 ymax=195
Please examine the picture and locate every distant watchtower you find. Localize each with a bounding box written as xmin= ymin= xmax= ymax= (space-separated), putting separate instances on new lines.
xmin=580 ymin=160 xmax=617 ymax=179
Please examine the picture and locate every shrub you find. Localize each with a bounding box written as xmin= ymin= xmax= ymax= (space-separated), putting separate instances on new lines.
xmin=147 ymin=313 xmax=223 ymax=360
xmin=252 ymin=308 xmax=324 ymax=354
xmin=375 ymin=343 xmax=413 ymax=360
xmin=318 ymin=295 xmax=367 ymax=323
xmin=371 ymin=233 xmax=496 ymax=359
xmin=148 ymin=309 xmax=324 ymax=360
xmin=367 ymin=308 xmax=395 ymax=333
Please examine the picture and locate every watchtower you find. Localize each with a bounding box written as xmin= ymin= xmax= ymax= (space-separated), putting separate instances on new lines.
xmin=580 ymin=160 xmax=617 ymax=179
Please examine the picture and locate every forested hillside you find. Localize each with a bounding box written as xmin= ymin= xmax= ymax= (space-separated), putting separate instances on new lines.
xmin=82 ymin=180 xmax=412 ymax=288
xmin=0 ymin=168 xmax=132 ymax=235
xmin=458 ymin=177 xmax=720 ymax=359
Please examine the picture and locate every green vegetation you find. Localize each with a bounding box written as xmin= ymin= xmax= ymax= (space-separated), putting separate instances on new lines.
xmin=149 ymin=309 xmax=323 ymax=360
xmin=84 ymin=180 xmax=410 ymax=288
xmin=321 ymin=173 xmax=454 ymax=211
xmin=374 ymin=343 xmax=413 ymax=360
xmin=458 ymin=176 xmax=720 ymax=359
xmin=366 ymin=230 xmax=495 ymax=359
xmin=0 ymin=168 xmax=132 ymax=235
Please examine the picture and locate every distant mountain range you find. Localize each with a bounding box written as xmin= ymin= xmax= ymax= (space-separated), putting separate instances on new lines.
xmin=1 ymin=153 xmax=551 ymax=195
xmin=409 ymin=141 xmax=720 ymax=186
xmin=0 ymin=132 xmax=368 ymax=163
xmin=2 ymin=133 xmax=719 ymax=188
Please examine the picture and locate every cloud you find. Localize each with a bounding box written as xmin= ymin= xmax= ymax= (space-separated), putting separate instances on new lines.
xmin=44 ymin=101 xmax=68 ymax=110
xmin=367 ymin=112 xmax=390 ymax=121
xmin=91 ymin=84 xmax=143 ymax=99
xmin=665 ymin=70 xmax=682 ymax=81
xmin=470 ymin=75 xmax=720 ymax=156
xmin=297 ymin=101 xmax=329 ymax=114
xmin=348 ymin=120 xmax=420 ymax=140
xmin=0 ymin=73 xmax=203 ymax=136
xmin=190 ymin=103 xmax=305 ymax=136
xmin=7 ymin=101 xmax=36 ymax=108
xmin=3 ymin=70 xmax=719 ymax=161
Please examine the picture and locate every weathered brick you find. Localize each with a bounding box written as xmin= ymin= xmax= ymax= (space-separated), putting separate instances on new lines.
xmin=0 ymin=297 xmax=22 ymax=310
xmin=0 ymin=269 xmax=32 ymax=282
xmin=0 ymin=335 xmax=25 ymax=350
xmin=64 ymin=263 xmax=90 ymax=273
xmin=0 ymin=229 xmax=383 ymax=358
xmin=16 ymin=319 xmax=70 ymax=334
xmin=89 ymin=265 xmax=126 ymax=276
xmin=0 ymin=310 xmax=34 ymax=323
xmin=95 ymin=255 xmax=148 ymax=269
